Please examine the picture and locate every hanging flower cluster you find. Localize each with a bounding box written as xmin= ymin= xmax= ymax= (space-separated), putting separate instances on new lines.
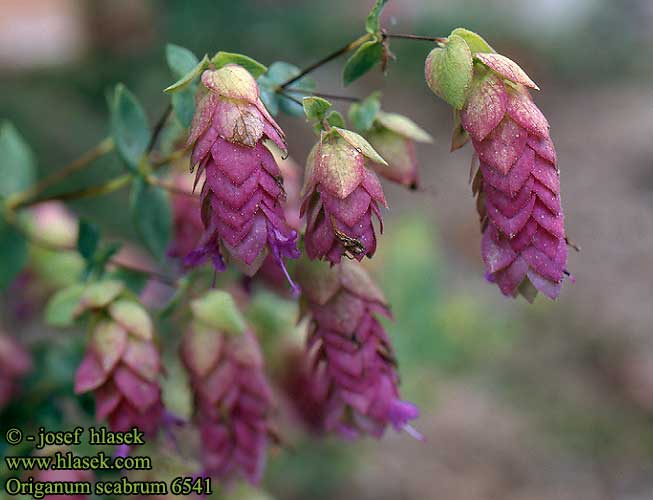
xmin=295 ymin=259 xmax=420 ymax=439
xmin=73 ymin=282 xmax=163 ymax=436
xmin=425 ymin=29 xmax=570 ymax=300
xmin=184 ymin=65 xmax=300 ymax=292
xmin=181 ymin=291 xmax=273 ymax=485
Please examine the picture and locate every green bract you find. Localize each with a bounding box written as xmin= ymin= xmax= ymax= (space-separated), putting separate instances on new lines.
xmin=449 ymin=28 xmax=494 ymax=54
xmin=212 ymin=51 xmax=267 ymax=78
xmin=191 ymin=291 xmax=247 ymax=336
xmin=302 ymin=96 xmax=332 ymax=122
xmin=44 ymin=283 xmax=86 ymax=327
xmin=164 ymin=54 xmax=210 ymax=94
xmin=425 ymin=34 xmax=473 ymax=110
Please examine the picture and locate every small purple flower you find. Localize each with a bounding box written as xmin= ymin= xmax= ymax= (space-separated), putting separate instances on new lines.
xmin=185 ymin=65 xmax=299 ymax=292
xmin=181 ymin=327 xmax=273 ymax=485
xmin=296 ymin=259 xmax=420 ymax=439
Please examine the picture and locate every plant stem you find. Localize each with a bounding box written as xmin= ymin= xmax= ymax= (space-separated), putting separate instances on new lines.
xmin=278 ymin=33 xmax=373 ymax=89
xmin=285 ymin=88 xmax=361 ymax=102
xmin=12 ymin=174 xmax=133 ymax=209
xmin=147 ymin=176 xmax=198 ymax=199
xmin=147 ymin=104 xmax=173 ymax=153
xmin=6 ymin=137 xmax=115 ymax=210
xmin=12 ymin=221 xmax=178 ymax=286
xmin=383 ymin=33 xmax=446 ymax=43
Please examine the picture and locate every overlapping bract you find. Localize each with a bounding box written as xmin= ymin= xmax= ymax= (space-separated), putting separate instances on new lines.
xmin=296 ymin=260 xmax=419 ymax=439
xmin=182 ymin=326 xmax=273 ymax=485
xmin=365 ymin=111 xmax=433 ymax=189
xmin=301 ymin=130 xmax=387 ymax=264
xmin=74 ymin=286 xmax=163 ymax=435
xmin=460 ymin=65 xmax=568 ymax=299
xmin=185 ymin=65 xmax=299 ymax=289
xmin=0 ymin=333 xmax=31 ymax=409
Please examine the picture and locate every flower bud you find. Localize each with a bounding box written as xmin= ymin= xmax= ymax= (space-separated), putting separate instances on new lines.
xmin=426 ymin=30 xmax=570 ymax=300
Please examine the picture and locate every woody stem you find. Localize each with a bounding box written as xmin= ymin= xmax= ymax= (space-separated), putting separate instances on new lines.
xmin=383 ymin=33 xmax=446 ymax=43
xmin=6 ymin=137 xmax=115 ymax=210
xmin=278 ymin=33 xmax=373 ymax=89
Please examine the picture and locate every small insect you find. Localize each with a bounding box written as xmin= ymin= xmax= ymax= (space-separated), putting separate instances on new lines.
xmin=332 ymin=224 xmax=366 ymax=259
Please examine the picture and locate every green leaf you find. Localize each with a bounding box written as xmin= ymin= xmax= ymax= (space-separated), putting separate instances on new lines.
xmin=44 ymin=284 xmax=85 ymax=327
xmin=191 ymin=290 xmax=247 ymax=335
xmin=303 ymin=96 xmax=332 ymax=121
xmin=109 ymin=84 xmax=151 ymax=170
xmin=212 ymin=51 xmax=267 ymax=78
xmin=164 ymin=54 xmax=210 ymax=94
xmin=325 ymin=111 xmax=346 ymax=129
xmin=425 ymin=34 xmax=473 ymax=110
xmin=129 ymin=177 xmax=171 ymax=260
xmin=88 ymin=242 xmax=122 ymax=279
xmin=342 ymin=40 xmax=383 ymax=86
xmin=449 ymin=28 xmax=494 ymax=54
xmin=0 ymin=122 xmax=36 ymax=199
xmin=171 ymin=89 xmax=196 ymax=129
xmin=166 ymin=44 xmax=200 ymax=128
xmin=166 ymin=44 xmax=200 ymax=78
xmin=106 ymin=267 xmax=149 ymax=295
xmin=257 ymin=75 xmax=280 ymax=116
xmin=348 ymin=91 xmax=381 ymax=132
xmin=258 ymin=62 xmax=316 ymax=117
xmin=365 ymin=0 xmax=389 ymax=34
xmin=0 ymin=215 xmax=27 ymax=290
xmin=76 ymin=219 xmax=100 ymax=260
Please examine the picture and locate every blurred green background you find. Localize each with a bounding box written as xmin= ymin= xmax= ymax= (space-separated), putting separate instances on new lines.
xmin=1 ymin=0 xmax=653 ymax=498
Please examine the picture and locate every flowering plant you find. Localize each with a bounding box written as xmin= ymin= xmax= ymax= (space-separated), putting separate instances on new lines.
xmin=0 ymin=0 xmax=573 ymax=495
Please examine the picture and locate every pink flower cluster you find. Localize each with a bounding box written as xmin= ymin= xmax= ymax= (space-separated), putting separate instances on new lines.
xmin=460 ymin=55 xmax=568 ymax=299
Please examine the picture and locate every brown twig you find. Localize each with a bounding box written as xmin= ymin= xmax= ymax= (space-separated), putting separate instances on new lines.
xmin=147 ymin=104 xmax=173 ymax=153
xmin=6 ymin=138 xmax=115 ymax=210
xmin=278 ymin=33 xmax=373 ymax=89
xmin=383 ymin=33 xmax=446 ymax=43
xmin=284 ymin=88 xmax=361 ymax=103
